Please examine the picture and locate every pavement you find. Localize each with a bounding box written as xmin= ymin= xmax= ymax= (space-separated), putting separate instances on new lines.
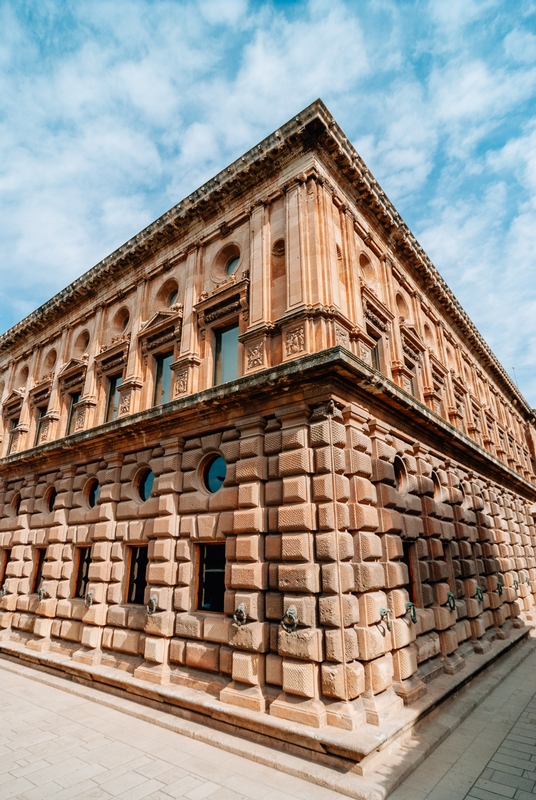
xmin=0 ymin=639 xmax=535 ymax=800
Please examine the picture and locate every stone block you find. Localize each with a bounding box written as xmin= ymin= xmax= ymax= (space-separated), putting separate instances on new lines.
xmin=185 ymin=641 xmax=220 ymax=672
xmin=232 ymin=652 xmax=264 ymax=685
xmin=355 ymin=624 xmax=391 ymax=661
xmin=439 ymin=628 xmax=458 ymax=655
xmin=365 ymin=653 xmax=393 ymax=694
xmin=233 ymin=508 xmax=264 ymax=534
xmin=266 ymin=653 xmax=283 ymax=685
xmin=359 ymin=591 xmax=387 ymax=626
xmin=321 ymin=562 xmax=354 ymax=593
xmin=112 ymin=628 xmax=141 ymax=655
xmin=324 ymin=628 xmax=358 ymax=662
xmin=175 ymin=613 xmax=203 ymax=639
xmin=350 ymin=504 xmax=379 ymax=531
xmin=383 ymin=561 xmax=409 ymax=588
xmin=278 ymin=563 xmax=320 ymax=593
xmin=230 ymin=563 xmax=267 ymax=590
xmin=203 ymin=615 xmax=232 ymax=643
xmin=169 ymin=637 xmax=186 ymax=664
xmin=433 ymin=606 xmax=456 ymax=630
xmin=229 ymin=621 xmax=269 ymax=652
xmin=391 ymin=617 xmax=417 ymax=649
xmin=144 ymin=636 xmax=167 ymax=663
xmin=354 ymin=562 xmax=385 ymax=592
xmin=392 ymin=644 xmax=418 ymax=680
xmin=358 ymin=531 xmax=382 ymax=560
xmin=282 ymin=659 xmax=316 ymax=698
xmin=281 ymin=532 xmax=311 ymax=562
xmin=279 ymin=449 xmax=311 ymax=477
xmin=235 ymin=534 xmax=261 ymax=562
xmin=278 ymin=627 xmax=323 ymax=661
xmin=278 ymin=504 xmax=314 ymax=532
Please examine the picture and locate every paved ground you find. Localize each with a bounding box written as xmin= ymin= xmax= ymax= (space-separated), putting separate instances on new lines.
xmin=0 ymin=662 xmax=346 ymax=800
xmin=390 ymin=641 xmax=536 ymax=800
xmin=1 ymin=643 xmax=536 ymax=800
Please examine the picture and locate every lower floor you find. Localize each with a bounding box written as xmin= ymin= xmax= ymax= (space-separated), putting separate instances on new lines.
xmin=1 ymin=629 xmax=536 ymax=799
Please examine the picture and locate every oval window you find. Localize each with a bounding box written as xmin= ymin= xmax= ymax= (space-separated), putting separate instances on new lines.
xmin=87 ymin=479 xmax=100 ymax=509
xmin=12 ymin=493 xmax=21 ymax=517
xmin=203 ymin=455 xmax=227 ymax=493
xmin=138 ymin=469 xmax=154 ymax=502
xmin=226 ymin=256 xmax=240 ymax=275
xmin=168 ymin=289 xmax=178 ymax=306
xmin=46 ymin=487 xmax=57 ymax=513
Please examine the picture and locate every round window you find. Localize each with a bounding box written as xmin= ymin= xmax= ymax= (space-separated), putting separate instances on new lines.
xmin=168 ymin=289 xmax=178 ymax=306
xmin=87 ymin=479 xmax=100 ymax=509
xmin=138 ymin=469 xmax=154 ymax=502
xmin=203 ymin=455 xmax=227 ymax=493
xmin=226 ymin=256 xmax=240 ymax=275
xmin=46 ymin=487 xmax=57 ymax=513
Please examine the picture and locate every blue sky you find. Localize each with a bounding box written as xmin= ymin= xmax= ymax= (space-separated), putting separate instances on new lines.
xmin=1 ymin=0 xmax=536 ymax=401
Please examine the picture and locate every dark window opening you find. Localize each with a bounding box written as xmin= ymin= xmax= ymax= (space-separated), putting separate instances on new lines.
xmin=32 ymin=549 xmax=47 ymax=594
xmin=0 ymin=549 xmax=11 ymax=587
xmin=402 ymin=541 xmax=420 ymax=608
xmin=12 ymin=493 xmax=22 ymax=516
xmin=214 ymin=324 xmax=239 ymax=386
xmin=75 ymin=547 xmax=92 ymax=599
xmin=46 ymin=487 xmax=57 ymax=513
xmin=67 ymin=391 xmax=81 ymax=435
xmin=105 ymin=374 xmax=122 ymax=422
xmin=126 ymin=546 xmax=148 ymax=605
xmin=153 ymin=352 xmax=173 ymax=406
xmin=35 ymin=407 xmax=47 ymax=446
xmin=197 ymin=544 xmax=226 ymax=612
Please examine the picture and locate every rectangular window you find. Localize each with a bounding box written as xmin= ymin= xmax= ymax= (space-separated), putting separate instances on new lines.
xmin=126 ymin=545 xmax=148 ymax=605
xmin=0 ymin=549 xmax=11 ymax=588
xmin=105 ymin=374 xmax=123 ymax=422
xmin=67 ymin=391 xmax=81 ymax=435
xmin=197 ymin=544 xmax=226 ymax=612
xmin=402 ymin=541 xmax=421 ymax=608
xmin=7 ymin=418 xmax=19 ymax=455
xmin=214 ymin=324 xmax=239 ymax=386
xmin=153 ymin=352 xmax=173 ymax=406
xmin=34 ymin=407 xmax=47 ymax=446
xmin=74 ymin=547 xmax=92 ymax=599
xmin=32 ymin=548 xmax=47 ymax=594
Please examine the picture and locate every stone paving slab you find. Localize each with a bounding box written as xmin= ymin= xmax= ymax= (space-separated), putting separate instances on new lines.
xmin=1 ymin=634 xmax=536 ymax=800
xmin=390 ymin=635 xmax=536 ymax=799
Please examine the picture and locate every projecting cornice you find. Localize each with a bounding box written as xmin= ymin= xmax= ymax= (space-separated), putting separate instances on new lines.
xmin=0 ymin=99 xmax=529 ymax=416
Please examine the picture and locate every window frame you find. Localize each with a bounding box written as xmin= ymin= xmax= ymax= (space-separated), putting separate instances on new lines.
xmin=34 ymin=406 xmax=48 ymax=447
xmin=74 ymin=546 xmax=92 ymax=599
xmin=196 ymin=543 xmax=226 ymax=613
xmin=153 ymin=351 xmax=174 ymax=407
xmin=105 ymin=373 xmax=123 ymax=422
xmin=125 ymin=544 xmax=149 ymax=605
xmin=0 ymin=548 xmax=11 ymax=588
xmin=66 ymin=390 xmax=82 ymax=436
xmin=213 ymin=323 xmax=240 ymax=386
xmin=31 ymin=548 xmax=47 ymax=595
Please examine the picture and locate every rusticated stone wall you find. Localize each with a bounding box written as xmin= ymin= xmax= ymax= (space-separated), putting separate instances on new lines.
xmin=1 ymin=376 xmax=535 ymax=749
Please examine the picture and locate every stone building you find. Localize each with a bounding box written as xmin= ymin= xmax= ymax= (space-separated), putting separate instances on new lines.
xmin=0 ymin=99 xmax=535 ymax=768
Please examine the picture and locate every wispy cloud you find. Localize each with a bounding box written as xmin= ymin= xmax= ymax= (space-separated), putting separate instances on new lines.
xmin=1 ymin=0 xmax=536 ymax=404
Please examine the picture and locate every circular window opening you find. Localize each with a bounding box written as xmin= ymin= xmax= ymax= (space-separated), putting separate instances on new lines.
xmin=12 ymin=493 xmax=21 ymax=517
xmin=87 ymin=479 xmax=100 ymax=509
xmin=393 ymin=457 xmax=407 ymax=494
xmin=203 ymin=455 xmax=227 ymax=493
xmin=46 ymin=487 xmax=57 ymax=513
xmin=138 ymin=469 xmax=155 ymax=502
xmin=226 ymin=256 xmax=240 ymax=275
xmin=168 ymin=289 xmax=178 ymax=306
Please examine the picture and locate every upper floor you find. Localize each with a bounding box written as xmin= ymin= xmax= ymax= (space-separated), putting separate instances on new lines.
xmin=0 ymin=100 xmax=534 ymax=483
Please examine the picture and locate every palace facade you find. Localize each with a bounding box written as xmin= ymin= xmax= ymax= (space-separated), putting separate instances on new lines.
xmin=0 ymin=100 xmax=535 ymax=770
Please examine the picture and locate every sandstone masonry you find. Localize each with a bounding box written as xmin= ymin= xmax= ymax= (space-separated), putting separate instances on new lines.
xmin=0 ymin=100 xmax=535 ymax=768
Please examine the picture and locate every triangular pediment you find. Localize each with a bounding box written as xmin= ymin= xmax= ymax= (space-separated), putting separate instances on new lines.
xmin=2 ymin=388 xmax=25 ymax=408
xmin=140 ymin=306 xmax=182 ymax=334
xmin=58 ymin=358 xmax=87 ymax=377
